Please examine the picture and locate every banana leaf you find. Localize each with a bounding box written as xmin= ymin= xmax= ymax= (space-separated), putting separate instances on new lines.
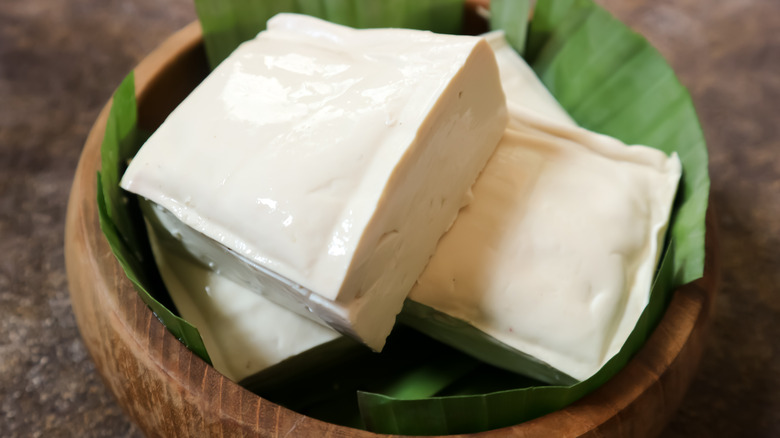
xmin=95 ymin=0 xmax=709 ymax=434
xmin=525 ymin=0 xmax=708 ymax=286
xmin=358 ymin=243 xmax=676 ymax=434
xmin=193 ymin=0 xmax=465 ymax=67
xmin=240 ymin=327 xmax=479 ymax=429
xmin=489 ymin=0 xmax=530 ymax=55
xmin=356 ymin=0 xmax=708 ymax=433
xmin=97 ymin=73 xmax=211 ymax=363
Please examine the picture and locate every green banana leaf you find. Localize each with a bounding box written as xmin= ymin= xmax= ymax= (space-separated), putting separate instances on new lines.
xmin=97 ymin=73 xmax=211 ymax=364
xmin=525 ymin=0 xmax=709 ymax=286
xmin=193 ymin=0 xmax=465 ymax=67
xmin=240 ymin=327 xmax=479 ymax=429
xmin=358 ymin=243 xmax=676 ymax=435
xmin=95 ymin=0 xmax=709 ymax=434
xmin=356 ymin=0 xmax=709 ymax=433
xmin=489 ymin=0 xmax=530 ymax=55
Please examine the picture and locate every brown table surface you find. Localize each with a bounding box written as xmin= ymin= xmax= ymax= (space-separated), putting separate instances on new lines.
xmin=2 ymin=0 xmax=778 ymax=436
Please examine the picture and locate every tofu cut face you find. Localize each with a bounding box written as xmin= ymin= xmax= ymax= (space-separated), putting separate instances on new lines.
xmin=121 ymin=14 xmax=508 ymax=351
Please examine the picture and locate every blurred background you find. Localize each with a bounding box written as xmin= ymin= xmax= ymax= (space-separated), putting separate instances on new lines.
xmin=1 ymin=0 xmax=778 ymax=436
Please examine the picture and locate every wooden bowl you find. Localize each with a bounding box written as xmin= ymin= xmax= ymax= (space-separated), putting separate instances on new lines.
xmin=65 ymin=12 xmax=719 ymax=438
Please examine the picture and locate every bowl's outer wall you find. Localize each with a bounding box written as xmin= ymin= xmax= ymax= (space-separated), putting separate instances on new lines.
xmin=64 ymin=19 xmax=719 ymax=438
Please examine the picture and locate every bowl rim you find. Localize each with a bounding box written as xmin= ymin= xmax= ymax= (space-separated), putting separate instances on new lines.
xmin=65 ymin=18 xmax=719 ymax=438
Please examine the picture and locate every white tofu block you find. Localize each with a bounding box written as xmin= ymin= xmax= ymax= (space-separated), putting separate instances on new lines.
xmin=121 ymin=14 xmax=508 ymax=350
xmin=147 ymin=224 xmax=340 ymax=382
xmin=408 ymin=100 xmax=681 ymax=381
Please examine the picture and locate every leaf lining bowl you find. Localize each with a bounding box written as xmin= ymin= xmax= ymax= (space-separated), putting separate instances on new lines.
xmin=65 ymin=4 xmax=718 ymax=437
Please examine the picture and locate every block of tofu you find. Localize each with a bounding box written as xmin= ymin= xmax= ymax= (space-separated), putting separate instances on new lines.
xmin=146 ymin=223 xmax=343 ymax=382
xmin=405 ymin=97 xmax=681 ymax=383
xmin=121 ymin=14 xmax=508 ymax=351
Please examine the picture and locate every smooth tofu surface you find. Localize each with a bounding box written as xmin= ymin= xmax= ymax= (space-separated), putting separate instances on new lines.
xmin=121 ymin=14 xmax=507 ymax=350
xmin=409 ymin=102 xmax=681 ymax=381
xmin=147 ymin=226 xmax=340 ymax=382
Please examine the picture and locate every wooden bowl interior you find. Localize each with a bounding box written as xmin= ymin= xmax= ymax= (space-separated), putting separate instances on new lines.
xmin=65 ymin=14 xmax=718 ymax=438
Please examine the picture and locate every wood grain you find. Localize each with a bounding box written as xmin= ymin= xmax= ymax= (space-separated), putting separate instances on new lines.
xmin=64 ymin=13 xmax=719 ymax=438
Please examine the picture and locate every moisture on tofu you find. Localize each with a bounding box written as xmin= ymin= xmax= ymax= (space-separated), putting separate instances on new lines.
xmin=120 ymin=13 xmax=508 ymax=351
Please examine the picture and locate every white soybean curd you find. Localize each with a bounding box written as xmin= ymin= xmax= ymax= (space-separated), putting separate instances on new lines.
xmin=122 ymin=14 xmax=508 ymax=351
xmin=147 ymin=226 xmax=340 ymax=382
xmin=397 ymin=31 xmax=679 ymax=383
xmin=405 ymin=105 xmax=680 ymax=383
xmin=145 ymin=30 xmax=680 ymax=383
